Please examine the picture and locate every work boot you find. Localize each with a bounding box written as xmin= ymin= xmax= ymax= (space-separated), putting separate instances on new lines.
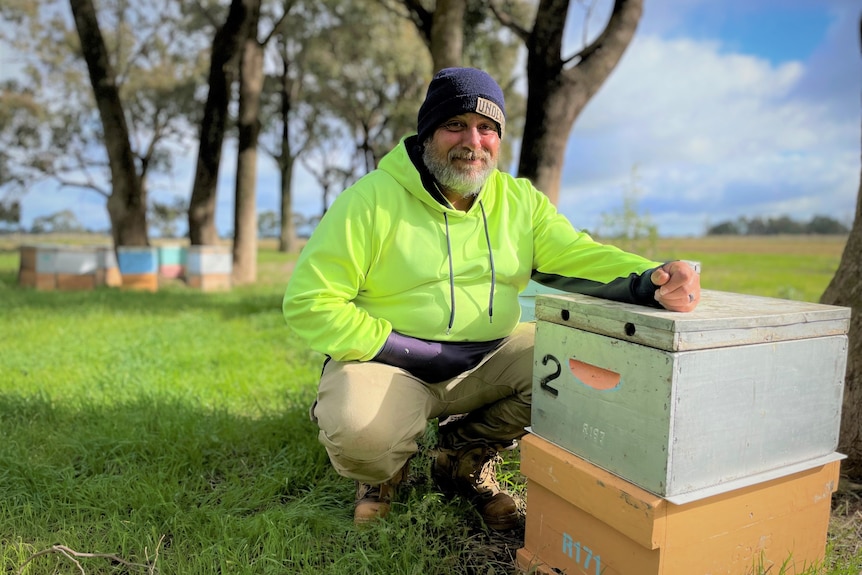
xmin=432 ymin=442 xmax=520 ymax=531
xmin=353 ymin=462 xmax=410 ymax=525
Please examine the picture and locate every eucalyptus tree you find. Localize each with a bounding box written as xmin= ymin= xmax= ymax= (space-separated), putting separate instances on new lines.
xmin=819 ymin=15 xmax=862 ymax=479
xmin=0 ymin=0 xmax=207 ymax=247
xmin=188 ymin=0 xmax=255 ymax=246
xmin=232 ymin=0 xmax=264 ymax=285
xmin=492 ymin=0 xmax=643 ymax=204
xmin=292 ymin=0 xmax=429 ymax=213
xmin=257 ymin=0 xmax=329 ymax=254
xmin=69 ymin=0 xmax=147 ymax=245
xmin=313 ymin=0 xmax=431 ymax=171
xmin=379 ymin=0 xmax=466 ymax=71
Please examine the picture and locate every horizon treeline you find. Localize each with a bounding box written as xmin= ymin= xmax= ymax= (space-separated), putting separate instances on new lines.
xmin=706 ymin=214 xmax=848 ymax=236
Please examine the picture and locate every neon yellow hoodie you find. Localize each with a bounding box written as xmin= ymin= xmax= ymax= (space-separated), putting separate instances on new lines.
xmin=283 ymin=136 xmax=661 ymax=362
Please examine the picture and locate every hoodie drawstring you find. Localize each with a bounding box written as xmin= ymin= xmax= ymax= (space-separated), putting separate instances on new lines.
xmin=442 ymin=202 xmax=496 ymax=334
xmin=478 ymin=200 xmax=495 ymax=324
xmin=443 ymin=213 xmax=456 ymax=334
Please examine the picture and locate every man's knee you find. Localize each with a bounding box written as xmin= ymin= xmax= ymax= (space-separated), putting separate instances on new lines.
xmin=317 ymin=418 xmax=418 ymax=484
xmin=317 ymin=414 xmax=400 ymax=462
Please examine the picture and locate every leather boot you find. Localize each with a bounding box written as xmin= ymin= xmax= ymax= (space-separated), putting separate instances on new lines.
xmin=353 ymin=462 xmax=410 ymax=525
xmin=432 ymin=442 xmax=519 ymax=531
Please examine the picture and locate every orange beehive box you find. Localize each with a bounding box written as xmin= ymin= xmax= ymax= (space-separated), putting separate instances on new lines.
xmin=516 ymin=433 xmax=840 ymax=575
xmin=186 ymin=273 xmax=231 ymax=291
xmin=120 ymin=273 xmax=159 ymax=292
xmin=56 ymin=273 xmax=96 ymax=291
xmin=96 ymin=266 xmax=123 ymax=288
xmin=19 ymin=245 xmax=38 ymax=271
xmin=18 ymin=269 xmax=56 ymax=290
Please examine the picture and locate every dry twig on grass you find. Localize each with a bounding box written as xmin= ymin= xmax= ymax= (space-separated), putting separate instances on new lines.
xmin=16 ymin=535 xmax=164 ymax=575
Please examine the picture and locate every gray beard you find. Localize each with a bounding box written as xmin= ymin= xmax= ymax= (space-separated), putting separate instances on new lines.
xmin=422 ymin=145 xmax=496 ymax=198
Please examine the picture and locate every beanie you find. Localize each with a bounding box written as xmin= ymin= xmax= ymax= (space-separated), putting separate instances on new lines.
xmin=416 ymin=67 xmax=506 ymax=144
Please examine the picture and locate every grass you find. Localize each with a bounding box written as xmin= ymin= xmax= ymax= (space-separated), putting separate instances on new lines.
xmin=0 ymin=233 xmax=860 ymax=575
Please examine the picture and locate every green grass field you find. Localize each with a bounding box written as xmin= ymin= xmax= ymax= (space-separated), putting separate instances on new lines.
xmin=0 ymin=234 xmax=859 ymax=575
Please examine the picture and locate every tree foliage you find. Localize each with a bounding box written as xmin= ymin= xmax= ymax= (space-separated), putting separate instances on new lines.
xmin=30 ymin=209 xmax=86 ymax=233
xmin=0 ymin=200 xmax=21 ymax=228
xmin=706 ymin=215 xmax=849 ymax=236
xmin=149 ymin=196 xmax=187 ymax=238
xmin=256 ymin=0 xmax=328 ymax=253
xmin=595 ymin=168 xmax=658 ymax=258
xmin=0 ymin=0 xmax=209 ymax=247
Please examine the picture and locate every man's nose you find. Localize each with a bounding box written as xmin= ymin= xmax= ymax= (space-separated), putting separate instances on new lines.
xmin=460 ymin=127 xmax=482 ymax=148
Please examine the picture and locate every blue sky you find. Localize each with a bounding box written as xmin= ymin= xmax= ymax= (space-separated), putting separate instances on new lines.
xmin=7 ymin=0 xmax=861 ymax=237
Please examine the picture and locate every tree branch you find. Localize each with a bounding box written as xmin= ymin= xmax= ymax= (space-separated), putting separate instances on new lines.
xmin=488 ymin=0 xmax=530 ymax=44
xmin=566 ymin=0 xmax=630 ymax=66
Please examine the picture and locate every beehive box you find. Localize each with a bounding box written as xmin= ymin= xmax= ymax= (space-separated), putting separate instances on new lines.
xmin=516 ymin=433 xmax=840 ymax=575
xmin=54 ymin=246 xmax=100 ymax=290
xmin=96 ymin=246 xmax=122 ymax=288
xmin=18 ymin=245 xmax=57 ymax=289
xmin=157 ymin=245 xmax=186 ymax=279
xmin=531 ymin=289 xmax=849 ymax=501
xmin=19 ymin=245 xmax=120 ymax=290
xmin=185 ymin=245 xmax=231 ymax=291
xmin=117 ymin=246 xmax=159 ymax=292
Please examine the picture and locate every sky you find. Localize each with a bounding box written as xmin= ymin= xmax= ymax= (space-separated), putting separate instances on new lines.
xmin=5 ymin=0 xmax=861 ymax=238
xmin=557 ymin=0 xmax=860 ymax=236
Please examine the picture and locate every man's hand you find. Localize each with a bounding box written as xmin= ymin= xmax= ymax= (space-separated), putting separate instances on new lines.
xmin=650 ymin=261 xmax=701 ymax=312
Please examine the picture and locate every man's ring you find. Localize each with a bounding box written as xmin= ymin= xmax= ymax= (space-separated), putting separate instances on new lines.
xmin=688 ymin=293 xmax=695 ymax=303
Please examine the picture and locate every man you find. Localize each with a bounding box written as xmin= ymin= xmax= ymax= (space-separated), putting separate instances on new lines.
xmin=282 ymin=67 xmax=700 ymax=531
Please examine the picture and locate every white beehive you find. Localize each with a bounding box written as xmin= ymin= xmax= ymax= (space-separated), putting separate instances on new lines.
xmin=530 ymin=289 xmax=849 ymax=502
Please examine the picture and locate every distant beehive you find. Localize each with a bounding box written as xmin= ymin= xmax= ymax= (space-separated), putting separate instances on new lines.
xmin=185 ymin=245 xmax=231 ymax=291
xmin=157 ymin=245 xmax=186 ymax=279
xmin=116 ymin=246 xmax=159 ymax=292
xmin=18 ymin=245 xmax=121 ymax=290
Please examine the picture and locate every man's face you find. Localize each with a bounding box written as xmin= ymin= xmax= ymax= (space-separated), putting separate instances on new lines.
xmin=422 ymin=112 xmax=500 ymax=198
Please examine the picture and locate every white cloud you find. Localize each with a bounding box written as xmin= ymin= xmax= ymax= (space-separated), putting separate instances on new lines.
xmin=557 ymin=32 xmax=858 ymax=237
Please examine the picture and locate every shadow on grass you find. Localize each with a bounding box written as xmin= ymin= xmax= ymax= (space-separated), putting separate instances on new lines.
xmin=0 ymin=392 xmax=525 ymax=575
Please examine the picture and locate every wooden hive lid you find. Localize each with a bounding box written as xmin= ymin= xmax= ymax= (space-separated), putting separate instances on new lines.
xmin=534 ymin=290 xmax=851 ymax=352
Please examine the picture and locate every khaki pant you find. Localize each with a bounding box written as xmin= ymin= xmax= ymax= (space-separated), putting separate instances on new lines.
xmin=311 ymin=322 xmax=535 ymax=484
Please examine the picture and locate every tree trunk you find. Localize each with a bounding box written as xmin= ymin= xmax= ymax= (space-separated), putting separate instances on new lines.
xmin=69 ymin=0 xmax=148 ymax=247
xmin=276 ymin=47 xmax=298 ymax=254
xmin=821 ymin=177 xmax=862 ymax=480
xmin=430 ymin=0 xmax=465 ymax=71
xmin=279 ymin=154 xmax=298 ymax=253
xmin=399 ymin=0 xmax=464 ymax=71
xmin=519 ymin=0 xmax=642 ymax=204
xmin=232 ymin=2 xmax=263 ymax=285
xmin=819 ymin=16 xmax=862 ymax=479
xmin=188 ymin=0 xmax=251 ymax=246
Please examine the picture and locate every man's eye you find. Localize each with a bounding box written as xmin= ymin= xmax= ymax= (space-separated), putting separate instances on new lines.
xmin=443 ymin=122 xmax=464 ymax=131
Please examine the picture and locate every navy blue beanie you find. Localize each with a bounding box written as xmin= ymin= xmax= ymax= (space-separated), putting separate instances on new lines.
xmin=417 ymin=67 xmax=506 ymax=144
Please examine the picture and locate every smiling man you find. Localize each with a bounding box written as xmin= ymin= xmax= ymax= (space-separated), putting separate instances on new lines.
xmin=282 ymin=67 xmax=700 ymax=531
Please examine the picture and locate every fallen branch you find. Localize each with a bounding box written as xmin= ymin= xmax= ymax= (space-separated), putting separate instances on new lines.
xmin=16 ymin=536 xmax=163 ymax=575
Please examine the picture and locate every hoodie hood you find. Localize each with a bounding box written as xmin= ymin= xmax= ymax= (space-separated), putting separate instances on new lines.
xmin=379 ymin=135 xmax=492 ymax=216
